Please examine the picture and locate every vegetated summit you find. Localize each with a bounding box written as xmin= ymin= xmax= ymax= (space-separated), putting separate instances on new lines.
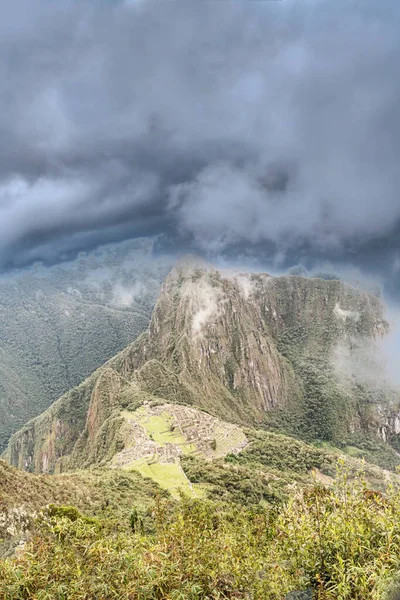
xmin=5 ymin=256 xmax=400 ymax=480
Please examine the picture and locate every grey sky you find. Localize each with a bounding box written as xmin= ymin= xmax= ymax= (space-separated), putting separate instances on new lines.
xmin=0 ymin=0 xmax=399 ymax=273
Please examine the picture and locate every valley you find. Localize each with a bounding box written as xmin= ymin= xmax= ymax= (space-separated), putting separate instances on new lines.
xmin=2 ymin=259 xmax=400 ymax=598
xmin=0 ymin=238 xmax=171 ymax=451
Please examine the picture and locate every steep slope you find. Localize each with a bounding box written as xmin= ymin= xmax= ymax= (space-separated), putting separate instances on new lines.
xmin=2 ymin=429 xmax=398 ymax=560
xmin=0 ymin=238 xmax=171 ymax=450
xmin=4 ymin=258 xmax=399 ymax=476
xmin=0 ymin=459 xmax=164 ymax=557
xmin=135 ymin=261 xmax=390 ymax=438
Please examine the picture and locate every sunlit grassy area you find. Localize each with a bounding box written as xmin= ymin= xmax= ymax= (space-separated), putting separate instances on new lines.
xmin=128 ymin=457 xmax=198 ymax=499
xmin=142 ymin=411 xmax=197 ymax=454
xmin=121 ymin=408 xmax=198 ymax=454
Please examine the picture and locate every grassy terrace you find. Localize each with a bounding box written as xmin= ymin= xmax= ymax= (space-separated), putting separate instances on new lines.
xmin=128 ymin=458 xmax=202 ymax=499
xmin=132 ymin=408 xmax=198 ymax=454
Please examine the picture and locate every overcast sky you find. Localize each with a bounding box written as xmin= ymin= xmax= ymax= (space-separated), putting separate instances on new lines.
xmin=0 ymin=0 xmax=399 ymax=285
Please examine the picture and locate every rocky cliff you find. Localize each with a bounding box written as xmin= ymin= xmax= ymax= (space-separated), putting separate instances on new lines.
xmin=4 ymin=258 xmax=399 ymax=474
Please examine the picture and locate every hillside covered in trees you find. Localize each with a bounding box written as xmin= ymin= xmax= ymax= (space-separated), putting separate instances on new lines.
xmin=3 ymin=261 xmax=400 ymax=598
xmin=0 ymin=238 xmax=171 ymax=450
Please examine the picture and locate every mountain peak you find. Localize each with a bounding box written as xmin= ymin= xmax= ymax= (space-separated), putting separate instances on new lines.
xmin=3 ymin=261 xmax=396 ymax=478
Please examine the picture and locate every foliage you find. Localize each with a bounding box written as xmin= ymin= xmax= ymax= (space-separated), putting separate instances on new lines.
xmin=182 ymin=454 xmax=286 ymax=505
xmin=2 ymin=463 xmax=400 ymax=598
xmin=230 ymin=430 xmax=337 ymax=477
xmin=0 ymin=239 xmax=170 ymax=450
xmin=316 ymin=437 xmax=400 ymax=472
xmin=0 ymin=458 xmax=168 ymax=557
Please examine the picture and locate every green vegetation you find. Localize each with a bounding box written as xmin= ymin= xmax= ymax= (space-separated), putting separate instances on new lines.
xmin=5 ymin=263 xmax=399 ymax=476
xmin=0 ymin=458 xmax=168 ymax=558
xmin=0 ymin=239 xmax=171 ymax=451
xmin=3 ymin=260 xmax=400 ymax=598
xmin=129 ymin=459 xmax=197 ymax=499
xmin=316 ymin=436 xmax=400 ymax=472
xmin=231 ymin=430 xmax=337 ymax=476
xmin=182 ymin=454 xmax=287 ymax=505
xmin=2 ymin=463 xmax=400 ymax=598
xmin=181 ymin=430 xmax=397 ymax=506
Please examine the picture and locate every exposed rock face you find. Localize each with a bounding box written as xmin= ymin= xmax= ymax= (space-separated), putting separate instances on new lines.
xmin=4 ymin=258 xmax=400 ymax=474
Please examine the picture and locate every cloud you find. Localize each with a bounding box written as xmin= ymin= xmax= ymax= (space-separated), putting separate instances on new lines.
xmin=111 ymin=281 xmax=146 ymax=308
xmin=0 ymin=0 xmax=400 ymax=272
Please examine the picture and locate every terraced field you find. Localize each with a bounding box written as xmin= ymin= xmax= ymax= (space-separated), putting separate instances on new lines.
xmin=110 ymin=403 xmax=248 ymax=497
xmin=134 ymin=408 xmax=197 ymax=454
xmin=129 ymin=459 xmax=200 ymax=499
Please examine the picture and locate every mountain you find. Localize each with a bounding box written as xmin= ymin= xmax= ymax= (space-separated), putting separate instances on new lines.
xmin=0 ymin=238 xmax=171 ymax=451
xmin=4 ymin=259 xmax=400 ymax=598
xmin=5 ymin=257 xmax=400 ymax=479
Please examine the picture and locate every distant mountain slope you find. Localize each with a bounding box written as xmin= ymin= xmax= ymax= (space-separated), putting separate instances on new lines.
xmin=0 ymin=238 xmax=172 ymax=450
xmin=4 ymin=258 xmax=400 ymax=475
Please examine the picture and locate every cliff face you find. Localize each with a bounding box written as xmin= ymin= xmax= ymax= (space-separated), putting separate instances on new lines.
xmin=4 ymin=259 xmax=398 ymax=474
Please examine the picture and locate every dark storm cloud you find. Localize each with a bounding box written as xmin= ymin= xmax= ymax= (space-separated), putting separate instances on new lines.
xmin=0 ymin=0 xmax=400 ymax=269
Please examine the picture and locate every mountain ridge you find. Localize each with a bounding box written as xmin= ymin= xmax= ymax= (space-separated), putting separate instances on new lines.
xmin=0 ymin=238 xmax=171 ymax=450
xmin=4 ymin=259 xmax=400 ymax=478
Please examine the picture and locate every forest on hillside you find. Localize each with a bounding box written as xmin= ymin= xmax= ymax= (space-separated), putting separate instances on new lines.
xmin=0 ymin=239 xmax=171 ymax=450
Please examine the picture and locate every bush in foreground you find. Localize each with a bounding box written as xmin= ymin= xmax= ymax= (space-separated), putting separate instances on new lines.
xmin=1 ymin=462 xmax=400 ymax=599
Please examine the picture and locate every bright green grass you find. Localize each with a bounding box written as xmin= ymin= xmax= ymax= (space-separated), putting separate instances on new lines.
xmin=123 ymin=408 xmax=197 ymax=455
xmin=129 ymin=459 xmax=197 ymax=500
xmin=143 ymin=413 xmax=183 ymax=444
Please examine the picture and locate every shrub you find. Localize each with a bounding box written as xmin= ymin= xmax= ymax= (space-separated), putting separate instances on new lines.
xmin=2 ymin=462 xmax=400 ymax=599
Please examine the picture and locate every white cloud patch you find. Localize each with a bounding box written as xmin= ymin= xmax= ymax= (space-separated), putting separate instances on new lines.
xmin=332 ymin=339 xmax=389 ymax=390
xmin=112 ymin=281 xmax=145 ymax=308
xmin=181 ymin=278 xmax=224 ymax=337
xmin=220 ymin=268 xmax=261 ymax=301
xmin=333 ymin=303 xmax=360 ymax=322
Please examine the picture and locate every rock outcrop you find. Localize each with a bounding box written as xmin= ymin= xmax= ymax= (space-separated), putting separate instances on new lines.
xmin=5 ymin=258 xmax=400 ymax=474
